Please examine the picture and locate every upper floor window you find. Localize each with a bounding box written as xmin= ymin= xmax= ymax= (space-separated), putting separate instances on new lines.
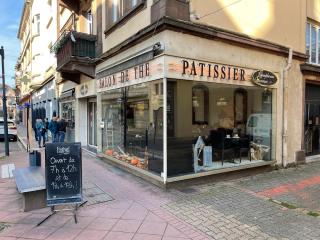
xmin=34 ymin=14 xmax=40 ymax=35
xmin=306 ymin=22 xmax=320 ymax=65
xmin=106 ymin=0 xmax=143 ymax=28
xmin=86 ymin=10 xmax=93 ymax=34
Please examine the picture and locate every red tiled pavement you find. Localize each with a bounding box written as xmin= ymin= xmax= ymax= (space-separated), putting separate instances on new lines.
xmin=0 ymin=127 xmax=211 ymax=240
xmin=73 ymin=229 xmax=108 ymax=240
xmin=103 ymin=231 xmax=134 ymax=240
xmin=257 ymin=175 xmax=320 ymax=197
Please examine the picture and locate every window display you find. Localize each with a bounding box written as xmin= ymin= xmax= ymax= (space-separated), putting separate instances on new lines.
xmin=102 ymin=80 xmax=163 ymax=175
xmin=167 ymin=80 xmax=274 ymax=176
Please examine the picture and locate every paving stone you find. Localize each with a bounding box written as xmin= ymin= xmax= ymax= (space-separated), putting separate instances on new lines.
xmin=112 ymin=219 xmax=142 ymax=233
xmin=22 ymin=226 xmax=57 ymax=240
xmin=87 ymin=217 xmax=117 ymax=231
xmin=74 ymin=229 xmax=108 ymax=240
xmin=164 ymin=178 xmax=320 ymax=240
xmin=103 ymin=231 xmax=134 ymax=240
xmin=137 ymin=221 xmax=167 ymax=235
xmin=45 ymin=227 xmax=82 ymax=240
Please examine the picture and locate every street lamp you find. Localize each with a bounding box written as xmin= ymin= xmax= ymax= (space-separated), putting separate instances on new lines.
xmin=0 ymin=46 xmax=9 ymax=156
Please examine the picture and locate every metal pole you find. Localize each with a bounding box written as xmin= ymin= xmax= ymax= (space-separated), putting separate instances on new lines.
xmin=0 ymin=46 xmax=9 ymax=156
xmin=163 ymin=78 xmax=167 ymax=184
xmin=26 ymin=104 xmax=30 ymax=152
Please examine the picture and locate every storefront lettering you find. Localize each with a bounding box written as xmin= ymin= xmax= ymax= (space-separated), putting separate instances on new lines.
xmin=98 ymin=62 xmax=151 ymax=90
xmin=120 ymin=70 xmax=129 ymax=83
xmin=134 ymin=63 xmax=150 ymax=79
xmin=182 ymin=60 xmax=246 ymax=81
xmin=99 ymin=75 xmax=117 ymax=88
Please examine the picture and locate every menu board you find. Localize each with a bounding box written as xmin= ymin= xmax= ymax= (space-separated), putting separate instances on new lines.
xmin=45 ymin=143 xmax=82 ymax=206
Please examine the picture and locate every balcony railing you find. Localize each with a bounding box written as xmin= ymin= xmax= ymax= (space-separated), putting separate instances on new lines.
xmin=51 ymin=30 xmax=97 ymax=82
xmin=52 ymin=30 xmax=96 ymax=72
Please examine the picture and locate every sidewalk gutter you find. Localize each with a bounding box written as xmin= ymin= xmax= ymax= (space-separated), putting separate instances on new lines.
xmin=18 ymin=135 xmax=27 ymax=151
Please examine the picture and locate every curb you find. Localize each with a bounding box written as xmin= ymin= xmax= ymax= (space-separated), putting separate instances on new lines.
xmin=17 ymin=135 xmax=27 ymax=151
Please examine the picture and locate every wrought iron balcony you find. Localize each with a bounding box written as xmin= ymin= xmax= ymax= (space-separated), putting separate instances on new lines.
xmin=52 ymin=30 xmax=97 ymax=83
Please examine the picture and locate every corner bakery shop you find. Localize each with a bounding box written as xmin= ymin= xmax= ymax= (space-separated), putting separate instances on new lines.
xmin=95 ymin=49 xmax=288 ymax=185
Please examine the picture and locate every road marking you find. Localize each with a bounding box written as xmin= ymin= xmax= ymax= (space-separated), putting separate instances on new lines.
xmin=1 ymin=163 xmax=15 ymax=178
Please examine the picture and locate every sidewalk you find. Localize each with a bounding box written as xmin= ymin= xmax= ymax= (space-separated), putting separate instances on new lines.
xmin=1 ymin=125 xmax=320 ymax=239
xmin=17 ymin=124 xmax=47 ymax=151
xmin=0 ymin=126 xmax=211 ymax=240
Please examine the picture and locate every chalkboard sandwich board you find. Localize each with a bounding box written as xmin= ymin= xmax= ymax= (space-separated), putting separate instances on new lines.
xmin=45 ymin=142 xmax=82 ymax=206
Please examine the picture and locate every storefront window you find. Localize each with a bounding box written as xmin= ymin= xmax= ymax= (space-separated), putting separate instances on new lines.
xmin=61 ymin=101 xmax=75 ymax=142
xmin=102 ymin=80 xmax=163 ymax=175
xmin=192 ymin=85 xmax=208 ymax=125
xmin=167 ymin=80 xmax=274 ymax=176
xmin=305 ymin=84 xmax=320 ymax=156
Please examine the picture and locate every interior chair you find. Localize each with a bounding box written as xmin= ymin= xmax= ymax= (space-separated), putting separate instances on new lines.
xmin=236 ymin=137 xmax=251 ymax=163
xmin=210 ymin=130 xmax=235 ymax=165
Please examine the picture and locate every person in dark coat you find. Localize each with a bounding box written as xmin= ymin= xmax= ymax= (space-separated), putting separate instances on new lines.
xmin=44 ymin=118 xmax=49 ymax=141
xmin=57 ymin=118 xmax=67 ymax=142
xmin=48 ymin=116 xmax=58 ymax=143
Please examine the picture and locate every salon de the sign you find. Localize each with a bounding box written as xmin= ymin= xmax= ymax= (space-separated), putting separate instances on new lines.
xmin=97 ymin=57 xmax=164 ymax=92
xmin=96 ymin=56 xmax=277 ymax=92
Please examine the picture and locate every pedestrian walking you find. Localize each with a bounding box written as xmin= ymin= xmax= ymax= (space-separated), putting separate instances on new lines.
xmin=44 ymin=118 xmax=49 ymax=141
xmin=57 ymin=118 xmax=67 ymax=142
xmin=35 ymin=119 xmax=45 ymax=148
xmin=33 ymin=123 xmax=38 ymax=141
xmin=48 ymin=116 xmax=58 ymax=143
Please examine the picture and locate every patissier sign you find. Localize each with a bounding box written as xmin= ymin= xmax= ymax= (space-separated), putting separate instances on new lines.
xmin=97 ymin=55 xmax=277 ymax=92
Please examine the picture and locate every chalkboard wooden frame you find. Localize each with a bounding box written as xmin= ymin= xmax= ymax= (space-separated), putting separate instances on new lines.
xmin=45 ymin=142 xmax=82 ymax=206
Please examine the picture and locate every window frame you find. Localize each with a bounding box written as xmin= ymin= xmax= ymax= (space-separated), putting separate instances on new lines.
xmin=306 ymin=21 xmax=320 ymax=65
xmin=192 ymin=84 xmax=209 ymax=125
xmin=104 ymin=0 xmax=146 ymax=37
xmin=34 ymin=14 xmax=40 ymax=35
xmin=86 ymin=10 xmax=93 ymax=34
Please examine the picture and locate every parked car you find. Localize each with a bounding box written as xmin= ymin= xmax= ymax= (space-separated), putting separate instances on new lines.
xmin=0 ymin=118 xmax=17 ymax=141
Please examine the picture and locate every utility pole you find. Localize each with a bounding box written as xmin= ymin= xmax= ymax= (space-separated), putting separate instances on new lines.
xmin=0 ymin=46 xmax=9 ymax=156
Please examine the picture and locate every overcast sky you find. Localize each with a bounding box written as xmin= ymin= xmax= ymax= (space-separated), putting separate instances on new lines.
xmin=0 ymin=0 xmax=24 ymax=87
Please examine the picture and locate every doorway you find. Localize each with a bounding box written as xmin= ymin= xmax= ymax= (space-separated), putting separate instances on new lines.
xmin=88 ymin=99 xmax=97 ymax=147
xmin=305 ymin=83 xmax=320 ymax=156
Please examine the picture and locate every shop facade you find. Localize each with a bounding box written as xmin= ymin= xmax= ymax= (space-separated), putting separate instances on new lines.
xmin=96 ymin=30 xmax=304 ymax=184
xmin=58 ymin=81 xmax=77 ymax=143
xmin=301 ymin=64 xmax=320 ymax=159
xmin=75 ymin=77 xmax=97 ymax=153
xmin=31 ymin=79 xmax=58 ymax=127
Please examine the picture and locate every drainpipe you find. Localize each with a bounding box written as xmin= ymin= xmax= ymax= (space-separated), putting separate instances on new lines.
xmin=282 ymin=47 xmax=293 ymax=168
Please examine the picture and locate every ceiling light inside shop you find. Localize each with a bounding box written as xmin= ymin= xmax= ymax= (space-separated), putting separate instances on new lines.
xmin=217 ymin=97 xmax=229 ymax=106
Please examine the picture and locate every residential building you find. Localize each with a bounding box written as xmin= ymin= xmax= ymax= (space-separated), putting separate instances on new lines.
xmin=54 ymin=0 xmax=97 ymax=147
xmin=16 ymin=0 xmax=95 ymax=142
xmin=93 ymin=0 xmax=313 ymax=186
xmin=16 ymin=0 xmax=59 ymax=134
xmin=0 ymin=85 xmax=17 ymax=120
xmin=19 ymin=0 xmax=320 ymax=186
xmin=15 ymin=0 xmax=32 ymax=127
